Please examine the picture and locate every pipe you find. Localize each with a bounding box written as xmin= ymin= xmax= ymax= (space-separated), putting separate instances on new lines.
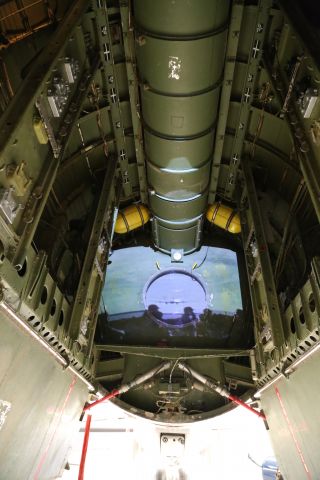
xmin=78 ymin=413 xmax=92 ymax=480
xmin=178 ymin=362 xmax=265 ymax=419
xmin=84 ymin=361 xmax=171 ymax=411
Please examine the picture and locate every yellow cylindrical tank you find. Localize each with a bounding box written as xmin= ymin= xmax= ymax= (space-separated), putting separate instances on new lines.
xmin=115 ymin=204 xmax=150 ymax=234
xmin=206 ymin=202 xmax=241 ymax=234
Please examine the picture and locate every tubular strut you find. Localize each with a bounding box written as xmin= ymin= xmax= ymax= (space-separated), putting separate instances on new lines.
xmin=84 ymin=360 xmax=171 ymax=412
xmin=178 ymin=362 xmax=266 ymax=420
xmin=79 ymin=361 xmax=170 ymax=479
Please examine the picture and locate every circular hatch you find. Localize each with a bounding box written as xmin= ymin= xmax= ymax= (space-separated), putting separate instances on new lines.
xmin=143 ymin=268 xmax=208 ymax=327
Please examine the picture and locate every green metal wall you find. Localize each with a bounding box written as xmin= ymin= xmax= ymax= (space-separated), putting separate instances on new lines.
xmin=0 ymin=311 xmax=88 ymax=480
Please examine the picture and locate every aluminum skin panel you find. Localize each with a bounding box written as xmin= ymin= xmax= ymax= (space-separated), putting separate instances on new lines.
xmin=0 ymin=311 xmax=88 ymax=480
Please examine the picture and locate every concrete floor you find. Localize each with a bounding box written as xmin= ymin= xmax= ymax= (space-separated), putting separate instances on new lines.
xmin=63 ymin=401 xmax=275 ymax=480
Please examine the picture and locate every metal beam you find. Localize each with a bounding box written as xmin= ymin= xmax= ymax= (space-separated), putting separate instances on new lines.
xmin=225 ymin=124 xmax=299 ymax=173
xmin=95 ymin=344 xmax=250 ymax=359
xmin=120 ymin=0 xmax=148 ymax=203
xmin=223 ymin=360 xmax=255 ymax=387
xmin=241 ymin=156 xmax=285 ymax=349
xmin=93 ymin=1 xmax=133 ymax=198
xmin=263 ymin=53 xmax=320 ymax=222
xmin=208 ymin=0 xmax=245 ymax=203
xmin=68 ymin=156 xmax=117 ymax=346
xmin=95 ymin=357 xmax=125 ymax=381
xmin=224 ymin=0 xmax=272 ymax=200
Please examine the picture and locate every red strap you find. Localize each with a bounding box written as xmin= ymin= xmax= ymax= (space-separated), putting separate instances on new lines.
xmin=78 ymin=414 xmax=92 ymax=480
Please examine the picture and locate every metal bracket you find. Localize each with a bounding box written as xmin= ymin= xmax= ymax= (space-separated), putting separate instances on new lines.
xmin=224 ymin=0 xmax=272 ymax=200
xmin=94 ymin=3 xmax=133 ymax=198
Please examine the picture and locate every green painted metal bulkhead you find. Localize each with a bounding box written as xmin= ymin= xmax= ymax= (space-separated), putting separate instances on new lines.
xmin=134 ymin=0 xmax=230 ymax=253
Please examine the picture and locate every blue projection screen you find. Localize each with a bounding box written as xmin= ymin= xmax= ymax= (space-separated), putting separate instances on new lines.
xmin=99 ymin=246 xmax=245 ymax=348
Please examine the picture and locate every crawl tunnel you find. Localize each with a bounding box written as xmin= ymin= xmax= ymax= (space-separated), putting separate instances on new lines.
xmin=134 ymin=0 xmax=230 ymax=253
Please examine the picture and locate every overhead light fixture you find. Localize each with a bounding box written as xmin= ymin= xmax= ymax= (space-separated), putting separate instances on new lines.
xmin=171 ymin=249 xmax=184 ymax=263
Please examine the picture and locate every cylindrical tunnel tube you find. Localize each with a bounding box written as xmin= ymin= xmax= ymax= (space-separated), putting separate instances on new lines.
xmin=134 ymin=0 xmax=230 ymax=253
xmin=134 ymin=0 xmax=230 ymax=37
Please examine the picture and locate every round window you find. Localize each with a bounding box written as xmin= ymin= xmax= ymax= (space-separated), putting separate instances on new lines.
xmin=144 ymin=269 xmax=207 ymax=328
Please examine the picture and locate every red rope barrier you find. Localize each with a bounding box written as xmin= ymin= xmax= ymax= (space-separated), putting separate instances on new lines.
xmin=83 ymin=389 xmax=120 ymax=412
xmin=78 ymin=414 xmax=92 ymax=480
xmin=228 ymin=394 xmax=266 ymax=420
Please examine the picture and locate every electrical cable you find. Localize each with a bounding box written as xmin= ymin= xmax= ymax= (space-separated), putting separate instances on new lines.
xmin=169 ymin=358 xmax=182 ymax=384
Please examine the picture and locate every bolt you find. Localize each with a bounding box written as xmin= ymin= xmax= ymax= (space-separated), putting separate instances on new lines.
xmin=257 ymin=23 xmax=263 ymax=33
xmin=300 ymin=141 xmax=309 ymax=153
xmin=137 ymin=35 xmax=146 ymax=46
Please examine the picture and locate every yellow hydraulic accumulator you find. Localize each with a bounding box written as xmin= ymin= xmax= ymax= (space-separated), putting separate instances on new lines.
xmin=206 ymin=202 xmax=241 ymax=234
xmin=115 ymin=204 xmax=150 ymax=234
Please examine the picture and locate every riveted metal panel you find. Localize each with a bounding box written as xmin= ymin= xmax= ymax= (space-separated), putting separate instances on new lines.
xmin=261 ymin=351 xmax=320 ymax=480
xmin=0 ymin=311 xmax=88 ymax=480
